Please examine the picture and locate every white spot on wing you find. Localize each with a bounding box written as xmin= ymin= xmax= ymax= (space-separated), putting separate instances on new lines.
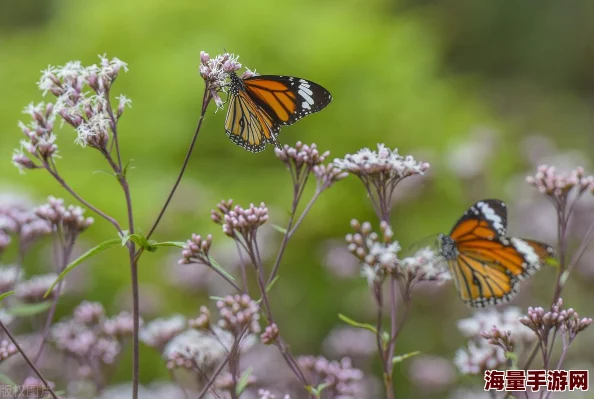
xmin=477 ymin=201 xmax=505 ymax=235
xmin=298 ymin=89 xmax=315 ymax=106
xmin=302 ymin=101 xmax=311 ymax=110
xmin=511 ymin=238 xmax=540 ymax=265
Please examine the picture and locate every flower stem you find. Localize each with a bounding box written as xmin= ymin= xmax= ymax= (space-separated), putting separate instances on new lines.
xmin=144 ymin=90 xmax=211 ymax=243
xmin=0 ymin=321 xmax=58 ymax=399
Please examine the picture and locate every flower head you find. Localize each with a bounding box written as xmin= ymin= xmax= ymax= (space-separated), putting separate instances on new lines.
xmin=140 ymin=315 xmax=187 ymax=350
xmin=216 ymin=294 xmax=261 ymax=335
xmin=212 ymin=200 xmax=269 ymax=239
xmin=178 ymin=233 xmax=213 ymax=265
xmin=35 ymin=196 xmax=94 ymax=238
xmin=0 ymin=339 xmax=17 ymax=362
xmin=15 ymin=273 xmax=62 ymax=303
xmin=0 ymin=266 xmax=21 ymax=294
xmin=526 ymin=165 xmax=594 ymax=199
xmin=297 ymin=356 xmax=364 ymax=398
xmin=199 ymin=51 xmax=242 ymax=109
xmin=334 ymin=144 xmax=429 ymax=221
xmin=103 ymin=311 xmax=139 ymax=338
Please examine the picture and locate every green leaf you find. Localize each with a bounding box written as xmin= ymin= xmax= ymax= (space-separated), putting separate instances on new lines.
xmin=338 ymin=313 xmax=377 ymax=334
xmin=120 ymin=230 xmax=130 ymax=246
xmin=0 ymin=291 xmax=16 ymax=302
xmin=209 ymin=296 xmax=226 ymax=301
xmin=235 ymin=367 xmax=253 ymax=395
xmin=152 ymin=241 xmax=186 ymax=249
xmin=266 ymin=274 xmax=280 ymax=293
xmin=392 ymin=350 xmax=421 ymax=364
xmin=8 ymin=302 xmax=53 ymax=317
xmin=44 ymin=238 xmax=121 ymax=298
xmin=125 ymin=233 xmax=157 ymax=252
xmin=208 ymin=256 xmax=235 ymax=282
xmin=271 ymin=224 xmax=288 ymax=235
xmin=505 ymin=351 xmax=518 ymax=369
xmin=0 ymin=372 xmax=16 ymax=387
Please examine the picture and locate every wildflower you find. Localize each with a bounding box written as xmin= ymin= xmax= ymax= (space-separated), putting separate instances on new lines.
xmin=199 ymin=51 xmax=242 ymax=109
xmin=322 ymin=326 xmax=376 ymax=359
xmin=0 ymin=266 xmax=21 ymax=294
xmin=526 ymin=165 xmax=594 ymax=199
xmin=188 ymin=306 xmax=211 ymax=330
xmin=454 ymin=340 xmax=506 ymax=375
xmin=15 ymin=273 xmax=62 ymax=303
xmin=0 ymin=309 xmax=14 ymax=326
xmin=217 ymin=294 xmax=261 ymax=335
xmin=457 ymin=307 xmax=535 ymax=344
xmin=275 ymin=142 xmax=329 ymax=170
xmin=0 ymin=340 xmax=17 ymax=362
xmin=140 ymin=315 xmax=186 ymax=350
xmin=313 ymin=163 xmax=348 ymax=190
xmin=212 ymin=200 xmax=269 ymax=239
xmin=178 ymin=233 xmax=213 ymax=265
xmin=163 ymin=328 xmax=233 ymax=372
xmin=334 ymin=144 xmax=429 ymax=220
xmin=346 ymin=220 xmax=400 ymax=284
xmin=396 ymin=247 xmax=451 ymax=285
xmin=73 ymin=301 xmax=105 ymax=325
xmin=35 ymin=196 xmax=94 ymax=238
xmin=297 ymin=356 xmax=364 ymax=398
xmin=260 ymin=323 xmax=279 ymax=345
xmin=103 ymin=311 xmax=139 ymax=338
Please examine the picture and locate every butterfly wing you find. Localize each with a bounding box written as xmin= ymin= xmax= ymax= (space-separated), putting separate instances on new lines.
xmin=243 ymin=75 xmax=332 ymax=128
xmin=224 ymin=90 xmax=279 ymax=153
xmin=445 ymin=199 xmax=554 ymax=307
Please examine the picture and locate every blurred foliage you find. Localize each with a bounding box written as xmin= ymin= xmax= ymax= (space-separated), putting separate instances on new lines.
xmin=0 ymin=0 xmax=593 ymax=397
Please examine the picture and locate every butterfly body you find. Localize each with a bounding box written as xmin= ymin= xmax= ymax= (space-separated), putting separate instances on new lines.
xmin=225 ymin=72 xmax=332 ymax=152
xmin=440 ymin=199 xmax=554 ymax=308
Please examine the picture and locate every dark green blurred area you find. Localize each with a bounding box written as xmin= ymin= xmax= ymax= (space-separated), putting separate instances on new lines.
xmin=1 ymin=0 xmax=593 ymax=397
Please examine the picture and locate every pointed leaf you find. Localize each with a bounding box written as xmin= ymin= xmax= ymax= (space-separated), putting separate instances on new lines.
xmin=153 ymin=241 xmax=186 ymax=249
xmin=44 ymin=238 xmax=121 ymax=298
xmin=266 ymin=274 xmax=280 ymax=293
xmin=235 ymin=367 xmax=253 ymax=395
xmin=271 ymin=224 xmax=288 ymax=235
xmin=392 ymin=350 xmax=421 ymax=364
xmin=208 ymin=256 xmax=235 ymax=282
xmin=0 ymin=291 xmax=16 ymax=302
xmin=8 ymin=302 xmax=52 ymax=317
xmin=338 ymin=313 xmax=377 ymax=334
xmin=0 ymin=372 xmax=16 ymax=387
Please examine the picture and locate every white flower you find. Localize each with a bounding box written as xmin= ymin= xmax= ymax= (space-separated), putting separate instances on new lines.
xmin=457 ymin=307 xmax=534 ymax=343
xmin=0 ymin=266 xmax=21 ymax=292
xmin=360 ymin=264 xmax=378 ymax=285
xmin=454 ymin=341 xmax=505 ymax=375
xmin=75 ymin=113 xmax=110 ymax=147
xmin=140 ymin=315 xmax=186 ymax=349
xmin=163 ymin=328 xmax=231 ymax=369
xmin=334 ymin=143 xmax=430 ymax=179
xmin=398 ymin=247 xmax=451 ymax=282
xmin=0 ymin=309 xmax=14 ymax=326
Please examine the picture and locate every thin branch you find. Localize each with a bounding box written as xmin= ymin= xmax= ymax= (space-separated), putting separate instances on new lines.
xmin=0 ymin=321 xmax=58 ymax=399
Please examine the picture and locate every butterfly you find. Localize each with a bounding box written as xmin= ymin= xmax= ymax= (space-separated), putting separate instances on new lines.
xmin=224 ymin=72 xmax=332 ymax=152
xmin=438 ymin=199 xmax=554 ymax=308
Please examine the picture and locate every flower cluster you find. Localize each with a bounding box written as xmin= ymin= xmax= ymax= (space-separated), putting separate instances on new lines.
xmin=346 ymin=220 xmax=400 ymax=284
xmin=455 ymin=307 xmax=535 ymax=375
xmin=0 ymin=266 xmax=21 ymax=294
xmin=0 ymin=197 xmax=52 ymax=247
xmin=334 ymin=144 xmax=429 ymax=220
xmin=216 ymin=294 xmax=261 ymax=335
xmin=164 ymin=328 xmax=235 ymax=373
xmin=15 ymin=273 xmax=62 ymax=303
xmin=178 ymin=233 xmax=213 ymax=265
xmin=260 ymin=323 xmax=279 ymax=345
xmin=34 ymin=196 xmax=94 ymax=238
xmin=519 ymin=298 xmax=592 ymax=344
xmin=0 ymin=339 xmax=17 ymax=362
xmin=13 ymin=55 xmax=130 ymax=169
xmin=211 ymin=200 xmax=269 ymax=239
xmin=139 ymin=315 xmax=186 ymax=350
xmin=526 ymin=165 xmax=594 ymax=198
xmin=297 ymin=356 xmax=364 ymax=398
xmin=199 ymin=51 xmax=242 ymax=108
xmin=396 ymin=247 xmax=450 ymax=285
xmin=51 ymin=301 xmax=137 ymax=379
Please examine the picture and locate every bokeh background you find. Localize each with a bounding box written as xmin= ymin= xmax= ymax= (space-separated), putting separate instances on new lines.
xmin=1 ymin=0 xmax=594 ymax=397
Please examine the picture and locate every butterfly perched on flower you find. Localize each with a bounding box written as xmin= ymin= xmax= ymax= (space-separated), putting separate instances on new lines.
xmin=438 ymin=199 xmax=554 ymax=308
xmin=224 ymin=72 xmax=332 ymax=152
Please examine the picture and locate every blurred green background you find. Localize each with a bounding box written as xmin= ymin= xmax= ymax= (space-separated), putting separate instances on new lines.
xmin=1 ymin=0 xmax=593 ymax=397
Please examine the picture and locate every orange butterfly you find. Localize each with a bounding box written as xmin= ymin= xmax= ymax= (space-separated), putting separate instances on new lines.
xmin=225 ymin=72 xmax=332 ymax=152
xmin=439 ymin=199 xmax=554 ymax=307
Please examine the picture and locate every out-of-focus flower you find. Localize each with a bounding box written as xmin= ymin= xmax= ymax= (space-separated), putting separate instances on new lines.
xmin=519 ymin=298 xmax=592 ymax=343
xmin=217 ymin=294 xmax=261 ymax=335
xmin=334 ymin=144 xmax=429 ymax=220
xmin=73 ymin=301 xmax=105 ymax=325
xmin=346 ymin=220 xmax=400 ymax=284
xmin=457 ymin=307 xmax=535 ymax=344
xmin=0 ymin=339 xmax=17 ymax=362
xmin=454 ymin=340 xmax=506 ymax=375
xmin=103 ymin=311 xmax=139 ymax=338
xmin=260 ymin=323 xmax=279 ymax=345
xmin=526 ymin=165 xmax=593 ymax=198
xmin=322 ymin=326 xmax=376 ymax=360
xmin=396 ymin=247 xmax=451 ymax=285
xmin=188 ymin=306 xmax=211 ymax=330
xmin=35 ymin=196 xmax=94 ymax=238
xmin=0 ymin=309 xmax=14 ymax=326
xmin=164 ymin=328 xmax=234 ymax=372
xmin=258 ymin=389 xmax=291 ymax=399
xmin=0 ymin=265 xmax=21 ymax=294
xmin=15 ymin=273 xmax=62 ymax=303
xmin=445 ymin=127 xmax=498 ymax=180
xmin=408 ymin=355 xmax=456 ymax=392
xmin=321 ymin=239 xmax=361 ymax=279
xmin=297 ymin=356 xmax=364 ymax=399
xmin=215 ymin=371 xmax=257 ymax=393
xmin=140 ymin=315 xmax=186 ymax=350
